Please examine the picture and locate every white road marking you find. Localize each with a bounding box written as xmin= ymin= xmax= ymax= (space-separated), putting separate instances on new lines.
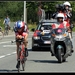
xmin=0 ymin=38 xmax=31 ymax=45
xmin=3 ymin=45 xmax=16 ymax=47
xmin=0 ymin=41 xmax=12 ymax=44
xmin=0 ymin=52 xmax=16 ymax=59
xmin=4 ymin=34 xmax=15 ymax=37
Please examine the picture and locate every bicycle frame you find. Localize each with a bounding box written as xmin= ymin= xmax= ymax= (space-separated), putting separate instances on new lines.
xmin=17 ymin=38 xmax=26 ymax=73
xmin=19 ymin=41 xmax=25 ymax=63
xmin=4 ymin=25 xmax=9 ymax=35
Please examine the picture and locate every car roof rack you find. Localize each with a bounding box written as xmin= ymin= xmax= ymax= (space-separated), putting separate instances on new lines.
xmin=39 ymin=19 xmax=57 ymax=23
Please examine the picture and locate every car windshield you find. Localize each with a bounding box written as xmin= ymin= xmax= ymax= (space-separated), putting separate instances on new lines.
xmin=36 ymin=19 xmax=57 ymax=31
xmin=37 ymin=23 xmax=53 ymax=31
xmin=40 ymin=25 xmax=52 ymax=30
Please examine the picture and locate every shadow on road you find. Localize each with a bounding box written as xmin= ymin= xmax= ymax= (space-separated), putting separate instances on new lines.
xmin=28 ymin=59 xmax=68 ymax=64
xmin=0 ymin=69 xmax=18 ymax=73
xmin=0 ymin=69 xmax=26 ymax=73
xmin=28 ymin=48 xmax=51 ymax=52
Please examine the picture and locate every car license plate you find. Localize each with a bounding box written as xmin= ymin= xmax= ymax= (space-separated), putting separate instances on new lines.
xmin=43 ymin=30 xmax=50 ymax=33
xmin=44 ymin=41 xmax=51 ymax=44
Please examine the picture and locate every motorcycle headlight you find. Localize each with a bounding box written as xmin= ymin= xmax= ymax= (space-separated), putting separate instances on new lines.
xmin=63 ymin=33 xmax=67 ymax=37
xmin=63 ymin=32 xmax=68 ymax=37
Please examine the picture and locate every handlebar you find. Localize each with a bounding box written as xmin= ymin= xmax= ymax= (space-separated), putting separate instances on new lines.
xmin=11 ymin=37 xmax=24 ymax=43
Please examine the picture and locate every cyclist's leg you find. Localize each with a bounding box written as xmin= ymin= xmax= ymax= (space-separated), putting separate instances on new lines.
xmin=16 ymin=41 xmax=21 ymax=68
xmin=22 ymin=32 xmax=28 ymax=57
xmin=16 ymin=42 xmax=20 ymax=59
xmin=7 ymin=24 xmax=9 ymax=33
xmin=7 ymin=24 xmax=10 ymax=30
xmin=5 ymin=24 xmax=9 ymax=35
xmin=15 ymin=32 xmax=21 ymax=68
xmin=4 ymin=25 xmax=6 ymax=32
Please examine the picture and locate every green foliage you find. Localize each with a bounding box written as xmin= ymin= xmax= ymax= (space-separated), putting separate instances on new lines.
xmin=28 ymin=23 xmax=37 ymax=31
xmin=0 ymin=1 xmax=24 ymax=21
xmin=0 ymin=1 xmax=75 ymax=32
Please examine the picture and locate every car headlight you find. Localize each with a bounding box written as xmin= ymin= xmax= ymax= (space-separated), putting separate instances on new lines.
xmin=33 ymin=36 xmax=40 ymax=40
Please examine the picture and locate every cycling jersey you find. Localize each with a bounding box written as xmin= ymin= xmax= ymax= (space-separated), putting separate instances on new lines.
xmin=4 ymin=17 xmax=10 ymax=25
xmin=14 ymin=22 xmax=29 ymax=37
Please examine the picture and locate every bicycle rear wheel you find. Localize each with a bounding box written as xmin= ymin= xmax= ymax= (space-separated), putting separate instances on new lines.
xmin=22 ymin=60 xmax=25 ymax=71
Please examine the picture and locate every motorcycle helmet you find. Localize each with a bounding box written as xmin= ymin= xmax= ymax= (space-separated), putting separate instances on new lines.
xmin=56 ymin=13 xmax=64 ymax=18
xmin=56 ymin=13 xmax=64 ymax=21
xmin=63 ymin=1 xmax=71 ymax=7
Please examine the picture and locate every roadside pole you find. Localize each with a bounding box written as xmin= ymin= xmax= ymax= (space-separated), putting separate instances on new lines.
xmin=24 ymin=1 xmax=27 ymax=23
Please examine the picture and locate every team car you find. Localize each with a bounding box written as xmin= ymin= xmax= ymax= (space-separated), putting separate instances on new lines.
xmin=31 ymin=19 xmax=57 ymax=51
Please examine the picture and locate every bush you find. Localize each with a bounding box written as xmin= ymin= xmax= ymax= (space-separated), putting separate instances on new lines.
xmin=0 ymin=19 xmax=4 ymax=30
xmin=28 ymin=23 xmax=37 ymax=31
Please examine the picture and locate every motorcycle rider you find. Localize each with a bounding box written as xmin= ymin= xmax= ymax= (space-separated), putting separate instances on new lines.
xmin=63 ymin=1 xmax=71 ymax=11
xmin=52 ymin=1 xmax=72 ymax=24
xmin=63 ymin=1 xmax=73 ymax=38
xmin=51 ymin=13 xmax=74 ymax=56
xmin=52 ymin=4 xmax=64 ymax=19
xmin=52 ymin=13 xmax=70 ymax=30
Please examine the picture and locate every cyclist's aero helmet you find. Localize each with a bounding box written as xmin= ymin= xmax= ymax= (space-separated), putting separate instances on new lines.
xmin=15 ymin=21 xmax=24 ymax=29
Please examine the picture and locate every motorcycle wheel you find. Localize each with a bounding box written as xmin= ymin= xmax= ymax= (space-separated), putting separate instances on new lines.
xmin=57 ymin=49 xmax=63 ymax=63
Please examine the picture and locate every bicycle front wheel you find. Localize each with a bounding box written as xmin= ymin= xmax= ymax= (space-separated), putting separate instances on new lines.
xmin=21 ymin=57 xmax=27 ymax=71
xmin=22 ymin=60 xmax=25 ymax=71
xmin=18 ymin=64 xmax=20 ymax=73
xmin=0 ymin=31 xmax=4 ymax=40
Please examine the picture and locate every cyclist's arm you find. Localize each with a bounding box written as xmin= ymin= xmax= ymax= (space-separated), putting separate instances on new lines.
xmin=24 ymin=24 xmax=29 ymax=34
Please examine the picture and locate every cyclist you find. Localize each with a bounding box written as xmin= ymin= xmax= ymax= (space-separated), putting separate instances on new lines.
xmin=51 ymin=13 xmax=74 ymax=56
xmin=13 ymin=20 xmax=29 ymax=68
xmin=3 ymin=15 xmax=11 ymax=31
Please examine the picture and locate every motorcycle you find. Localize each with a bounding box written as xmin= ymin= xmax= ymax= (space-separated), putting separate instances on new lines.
xmin=50 ymin=28 xmax=73 ymax=63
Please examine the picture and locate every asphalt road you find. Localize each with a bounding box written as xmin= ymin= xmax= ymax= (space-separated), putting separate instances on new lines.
xmin=0 ymin=31 xmax=75 ymax=73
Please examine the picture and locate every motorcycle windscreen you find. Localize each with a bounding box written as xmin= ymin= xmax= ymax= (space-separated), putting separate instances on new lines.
xmin=53 ymin=28 xmax=66 ymax=35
